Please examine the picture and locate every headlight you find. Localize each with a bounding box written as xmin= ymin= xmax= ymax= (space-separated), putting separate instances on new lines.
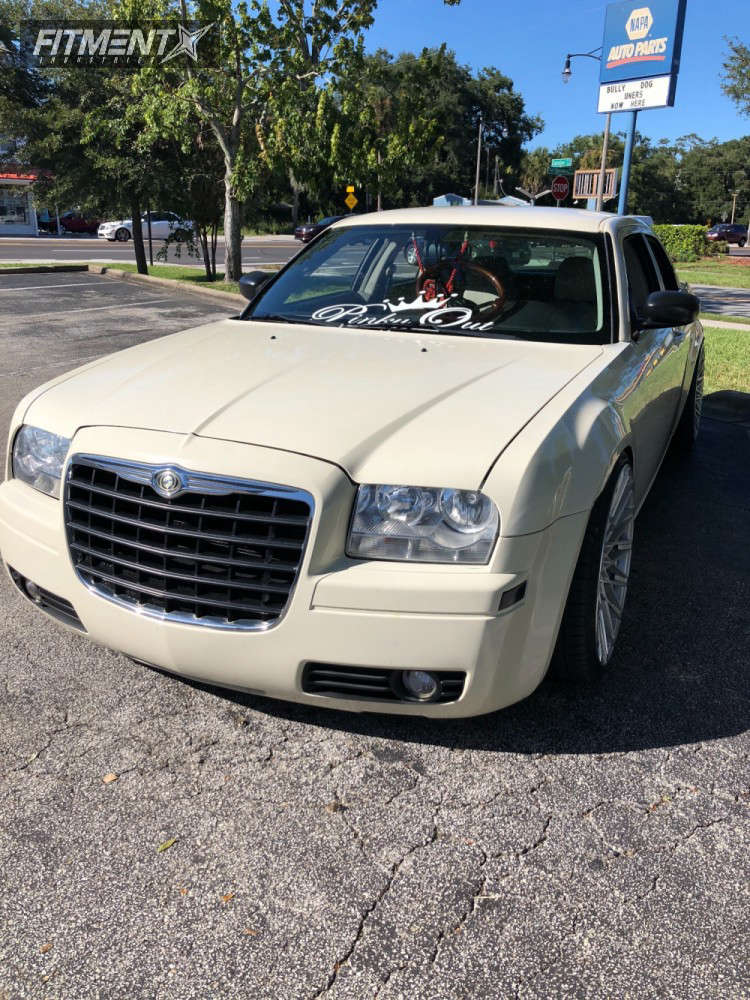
xmin=12 ymin=425 xmax=71 ymax=498
xmin=347 ymin=484 xmax=499 ymax=564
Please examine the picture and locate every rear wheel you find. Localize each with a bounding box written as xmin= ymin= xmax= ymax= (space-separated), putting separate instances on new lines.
xmin=738 ymin=238 xmax=746 ymax=248
xmin=553 ymin=457 xmax=635 ymax=682
xmin=115 ymin=227 xmax=130 ymax=242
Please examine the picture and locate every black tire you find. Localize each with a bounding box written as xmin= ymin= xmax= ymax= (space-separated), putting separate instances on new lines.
xmin=115 ymin=227 xmax=130 ymax=242
xmin=671 ymin=345 xmax=704 ymax=455
xmin=738 ymin=238 xmax=746 ymax=248
xmin=552 ymin=455 xmax=635 ymax=682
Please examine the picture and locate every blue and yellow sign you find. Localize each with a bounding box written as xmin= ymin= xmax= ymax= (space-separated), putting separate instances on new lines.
xmin=599 ymin=0 xmax=687 ymax=86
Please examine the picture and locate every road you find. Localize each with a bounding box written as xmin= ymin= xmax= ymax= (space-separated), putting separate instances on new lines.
xmin=2 ymin=236 xmax=749 ymax=317
xmin=0 ymin=272 xmax=748 ymax=1000
xmin=691 ymin=284 xmax=750 ymax=318
xmin=0 ymin=234 xmax=300 ymax=270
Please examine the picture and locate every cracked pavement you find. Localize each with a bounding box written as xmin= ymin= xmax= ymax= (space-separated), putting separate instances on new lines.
xmin=1 ymin=273 xmax=748 ymax=999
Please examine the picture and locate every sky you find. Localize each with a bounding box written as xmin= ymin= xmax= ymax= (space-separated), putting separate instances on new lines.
xmin=363 ymin=0 xmax=748 ymax=150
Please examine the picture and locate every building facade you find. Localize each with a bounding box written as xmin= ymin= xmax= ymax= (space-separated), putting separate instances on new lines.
xmin=0 ymin=170 xmax=38 ymax=235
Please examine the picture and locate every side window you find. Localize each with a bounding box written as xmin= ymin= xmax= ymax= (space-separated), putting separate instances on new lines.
xmin=646 ymin=235 xmax=679 ymax=291
xmin=274 ymin=231 xmax=376 ymax=304
xmin=623 ymin=234 xmax=659 ymax=321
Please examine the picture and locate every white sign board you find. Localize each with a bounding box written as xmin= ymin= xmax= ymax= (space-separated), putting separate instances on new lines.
xmin=598 ymin=74 xmax=672 ymax=112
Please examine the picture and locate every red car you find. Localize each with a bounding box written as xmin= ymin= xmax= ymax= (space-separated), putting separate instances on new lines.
xmin=60 ymin=212 xmax=100 ymax=234
xmin=707 ymin=223 xmax=747 ymax=247
xmin=294 ymin=215 xmax=344 ymax=242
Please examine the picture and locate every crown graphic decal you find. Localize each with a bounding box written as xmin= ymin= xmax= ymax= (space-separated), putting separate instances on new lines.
xmin=382 ymin=291 xmax=456 ymax=314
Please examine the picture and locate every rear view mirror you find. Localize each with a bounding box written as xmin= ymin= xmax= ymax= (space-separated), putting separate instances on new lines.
xmin=239 ymin=270 xmax=272 ymax=303
xmin=639 ymin=290 xmax=699 ymax=330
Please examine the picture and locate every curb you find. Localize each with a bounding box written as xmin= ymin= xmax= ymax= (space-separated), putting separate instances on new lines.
xmin=702 ymin=320 xmax=750 ymax=332
xmin=87 ymin=265 xmax=246 ymax=306
xmin=0 ymin=264 xmax=89 ymax=275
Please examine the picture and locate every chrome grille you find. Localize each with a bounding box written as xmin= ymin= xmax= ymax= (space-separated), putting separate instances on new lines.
xmin=64 ymin=456 xmax=313 ymax=630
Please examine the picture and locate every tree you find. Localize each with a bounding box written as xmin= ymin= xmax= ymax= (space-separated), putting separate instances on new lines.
xmin=678 ymin=135 xmax=750 ymax=224
xmin=133 ymin=0 xmax=377 ymax=282
xmin=331 ymin=46 xmax=543 ymax=210
xmin=331 ymin=48 xmax=442 ymax=210
xmin=2 ymin=0 xmax=195 ymax=273
xmin=518 ymin=147 xmax=552 ymax=202
xmin=0 ymin=1 xmax=49 ymax=157
xmin=722 ymin=37 xmax=750 ymax=117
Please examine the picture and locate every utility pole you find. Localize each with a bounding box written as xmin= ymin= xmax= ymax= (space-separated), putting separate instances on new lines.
xmin=595 ymin=112 xmax=611 ymax=212
xmin=493 ymin=155 xmax=499 ymax=197
xmin=473 ymin=115 xmax=483 ymax=205
xmin=731 ymin=191 xmax=738 ymax=224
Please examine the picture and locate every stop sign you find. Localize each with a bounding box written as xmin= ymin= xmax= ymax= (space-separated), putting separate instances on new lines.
xmin=551 ymin=175 xmax=570 ymax=201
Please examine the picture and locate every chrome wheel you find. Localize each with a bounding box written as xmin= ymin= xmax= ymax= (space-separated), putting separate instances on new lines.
xmin=595 ymin=463 xmax=635 ymax=665
xmin=693 ymin=351 xmax=704 ymax=439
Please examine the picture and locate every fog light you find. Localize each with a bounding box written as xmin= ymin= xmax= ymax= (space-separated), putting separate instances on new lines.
xmin=402 ymin=670 xmax=439 ymax=701
xmin=25 ymin=580 xmax=41 ymax=602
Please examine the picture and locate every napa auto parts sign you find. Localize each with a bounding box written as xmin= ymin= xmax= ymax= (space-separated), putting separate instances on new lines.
xmin=598 ymin=0 xmax=687 ymax=112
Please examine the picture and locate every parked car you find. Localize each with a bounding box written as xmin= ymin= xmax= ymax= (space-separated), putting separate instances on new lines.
xmin=294 ymin=215 xmax=344 ymax=242
xmin=60 ymin=211 xmax=100 ymax=234
xmin=2 ymin=206 xmax=703 ymax=718
xmin=707 ymin=222 xmax=747 ymax=247
xmin=97 ymin=212 xmax=193 ymax=242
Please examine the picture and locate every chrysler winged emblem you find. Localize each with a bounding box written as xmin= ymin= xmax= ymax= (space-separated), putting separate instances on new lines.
xmin=152 ymin=468 xmax=183 ymax=498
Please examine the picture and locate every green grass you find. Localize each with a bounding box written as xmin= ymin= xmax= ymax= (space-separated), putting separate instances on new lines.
xmin=0 ymin=260 xmax=57 ymax=268
xmin=89 ymin=261 xmax=246 ymax=296
xmin=676 ymin=258 xmax=750 ymax=290
xmin=702 ymin=326 xmax=750 ymax=394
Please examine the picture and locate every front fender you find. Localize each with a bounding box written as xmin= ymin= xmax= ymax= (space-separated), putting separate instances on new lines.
xmin=484 ymin=388 xmax=631 ymax=537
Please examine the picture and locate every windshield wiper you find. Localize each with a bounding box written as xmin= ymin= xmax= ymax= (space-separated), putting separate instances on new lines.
xmin=247 ymin=314 xmax=334 ymax=328
xmin=246 ymin=314 xmax=298 ymax=324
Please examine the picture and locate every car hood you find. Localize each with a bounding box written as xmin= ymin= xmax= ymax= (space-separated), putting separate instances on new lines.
xmin=25 ymin=320 xmax=602 ymax=487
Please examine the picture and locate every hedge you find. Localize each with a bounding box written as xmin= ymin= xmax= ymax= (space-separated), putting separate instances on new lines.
xmin=652 ymin=224 xmax=728 ymax=262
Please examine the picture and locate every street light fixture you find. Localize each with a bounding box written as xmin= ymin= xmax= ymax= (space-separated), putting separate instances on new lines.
xmin=561 ymin=48 xmax=610 ymax=213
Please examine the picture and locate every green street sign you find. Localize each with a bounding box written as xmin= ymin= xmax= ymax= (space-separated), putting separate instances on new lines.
xmin=551 ymin=157 xmax=573 ymax=168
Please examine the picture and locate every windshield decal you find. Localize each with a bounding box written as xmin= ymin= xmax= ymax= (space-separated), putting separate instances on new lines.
xmin=310 ymin=292 xmax=494 ymax=332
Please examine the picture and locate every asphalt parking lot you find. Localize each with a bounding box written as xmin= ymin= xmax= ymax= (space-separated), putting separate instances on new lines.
xmin=0 ymin=272 xmax=748 ymax=1000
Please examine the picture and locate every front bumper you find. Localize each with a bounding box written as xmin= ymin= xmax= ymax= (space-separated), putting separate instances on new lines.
xmin=0 ymin=427 xmax=587 ymax=717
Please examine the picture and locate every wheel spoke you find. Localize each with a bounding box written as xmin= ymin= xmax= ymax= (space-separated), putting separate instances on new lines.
xmin=595 ymin=464 xmax=634 ymax=666
xmin=596 ymin=607 xmax=610 ymax=663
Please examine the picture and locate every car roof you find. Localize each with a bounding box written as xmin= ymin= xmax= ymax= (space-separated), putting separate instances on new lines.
xmin=329 ymin=204 xmax=649 ymax=236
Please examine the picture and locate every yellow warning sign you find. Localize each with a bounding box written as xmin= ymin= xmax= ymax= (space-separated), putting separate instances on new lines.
xmin=345 ymin=192 xmax=358 ymax=210
xmin=346 ymin=185 xmax=355 ymax=193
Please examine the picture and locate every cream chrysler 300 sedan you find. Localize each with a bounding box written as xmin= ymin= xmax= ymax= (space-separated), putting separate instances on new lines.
xmin=0 ymin=207 xmax=704 ymax=717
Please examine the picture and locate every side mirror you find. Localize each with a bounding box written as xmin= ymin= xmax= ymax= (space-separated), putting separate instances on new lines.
xmin=638 ymin=290 xmax=700 ymax=330
xmin=239 ymin=270 xmax=272 ymax=303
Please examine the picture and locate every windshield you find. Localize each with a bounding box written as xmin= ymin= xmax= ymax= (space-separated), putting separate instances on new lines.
xmin=246 ymin=223 xmax=611 ymax=344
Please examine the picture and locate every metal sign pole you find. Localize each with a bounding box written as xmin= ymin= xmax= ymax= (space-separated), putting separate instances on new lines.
xmin=473 ymin=115 xmax=483 ymax=205
xmin=617 ymin=110 xmax=638 ymax=215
